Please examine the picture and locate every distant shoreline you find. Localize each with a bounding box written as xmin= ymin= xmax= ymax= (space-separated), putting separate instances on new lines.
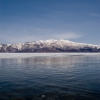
xmin=0 ymin=52 xmax=100 ymax=53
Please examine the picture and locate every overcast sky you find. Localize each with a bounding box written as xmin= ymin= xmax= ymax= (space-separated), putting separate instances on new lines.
xmin=0 ymin=0 xmax=100 ymax=44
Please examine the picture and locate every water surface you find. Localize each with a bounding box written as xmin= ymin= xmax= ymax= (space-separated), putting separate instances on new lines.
xmin=0 ymin=53 xmax=100 ymax=100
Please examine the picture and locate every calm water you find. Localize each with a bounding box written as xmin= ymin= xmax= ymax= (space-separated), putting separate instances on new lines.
xmin=0 ymin=53 xmax=100 ymax=100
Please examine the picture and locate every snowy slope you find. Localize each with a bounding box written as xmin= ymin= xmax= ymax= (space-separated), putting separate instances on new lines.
xmin=0 ymin=39 xmax=100 ymax=52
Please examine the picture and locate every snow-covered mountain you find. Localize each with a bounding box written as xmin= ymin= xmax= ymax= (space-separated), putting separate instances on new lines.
xmin=0 ymin=39 xmax=100 ymax=52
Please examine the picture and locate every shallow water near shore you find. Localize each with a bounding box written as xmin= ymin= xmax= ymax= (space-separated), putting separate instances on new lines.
xmin=0 ymin=53 xmax=100 ymax=100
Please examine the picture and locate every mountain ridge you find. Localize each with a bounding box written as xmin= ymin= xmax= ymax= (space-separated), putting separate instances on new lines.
xmin=0 ymin=39 xmax=100 ymax=52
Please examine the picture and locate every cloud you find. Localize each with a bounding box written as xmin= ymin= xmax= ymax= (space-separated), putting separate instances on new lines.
xmin=0 ymin=26 xmax=82 ymax=44
xmin=52 ymin=32 xmax=82 ymax=39
xmin=0 ymin=31 xmax=82 ymax=44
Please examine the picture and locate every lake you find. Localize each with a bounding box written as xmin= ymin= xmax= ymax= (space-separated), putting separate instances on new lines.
xmin=0 ymin=53 xmax=100 ymax=100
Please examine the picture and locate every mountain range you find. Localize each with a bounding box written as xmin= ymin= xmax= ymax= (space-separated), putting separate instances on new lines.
xmin=0 ymin=39 xmax=100 ymax=52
